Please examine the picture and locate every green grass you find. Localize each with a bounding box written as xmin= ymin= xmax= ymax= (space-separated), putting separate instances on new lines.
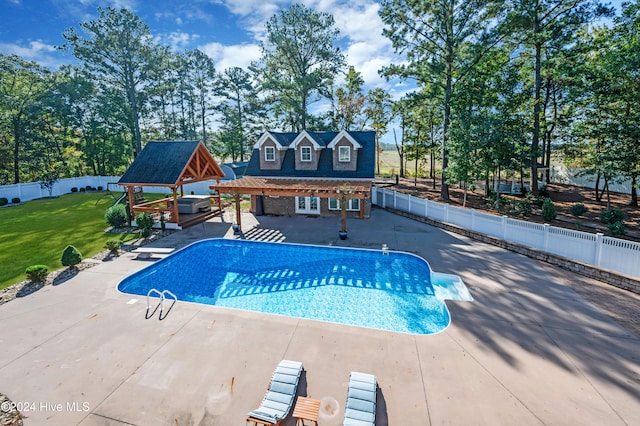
xmin=0 ymin=192 xmax=142 ymax=290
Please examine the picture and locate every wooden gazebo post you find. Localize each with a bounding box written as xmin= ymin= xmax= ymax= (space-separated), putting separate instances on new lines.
xmin=234 ymin=193 xmax=242 ymax=229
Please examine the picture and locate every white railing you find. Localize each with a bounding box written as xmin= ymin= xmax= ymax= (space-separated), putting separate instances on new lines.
xmin=372 ymin=187 xmax=640 ymax=279
xmin=0 ymin=176 xmax=221 ymax=203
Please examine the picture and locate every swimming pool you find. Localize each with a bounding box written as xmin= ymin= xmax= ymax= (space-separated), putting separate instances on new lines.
xmin=118 ymin=239 xmax=472 ymax=334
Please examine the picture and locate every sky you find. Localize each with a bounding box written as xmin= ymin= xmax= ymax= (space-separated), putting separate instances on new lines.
xmin=0 ymin=0 xmax=412 ymax=99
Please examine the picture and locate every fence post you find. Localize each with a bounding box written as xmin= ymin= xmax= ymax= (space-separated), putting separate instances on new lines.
xmin=471 ymin=209 xmax=475 ymax=232
xmin=382 ymin=188 xmax=386 ymax=209
xmin=594 ymin=233 xmax=604 ymax=267
xmin=393 ymin=190 xmax=397 ymax=209
xmin=543 ymin=224 xmax=550 ymax=252
xmin=444 ymin=204 xmax=449 ymax=223
xmin=408 ymin=194 xmax=411 ymax=213
xmin=502 ymin=215 xmax=508 ymax=240
xmin=425 ymin=198 xmax=428 ymax=218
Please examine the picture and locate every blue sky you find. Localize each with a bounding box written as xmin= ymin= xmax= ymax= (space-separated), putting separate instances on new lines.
xmin=0 ymin=0 xmax=411 ymax=98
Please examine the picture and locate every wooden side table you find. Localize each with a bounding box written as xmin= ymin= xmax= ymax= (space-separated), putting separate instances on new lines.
xmin=292 ymin=396 xmax=320 ymax=426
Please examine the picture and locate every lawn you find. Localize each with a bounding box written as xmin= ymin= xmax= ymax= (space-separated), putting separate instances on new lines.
xmin=0 ymin=192 xmax=142 ymax=290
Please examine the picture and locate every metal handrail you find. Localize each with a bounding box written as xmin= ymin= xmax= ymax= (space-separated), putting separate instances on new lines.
xmin=146 ymin=288 xmax=164 ymax=319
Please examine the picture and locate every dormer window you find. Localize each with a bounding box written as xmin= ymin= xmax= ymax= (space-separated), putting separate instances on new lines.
xmin=339 ymin=146 xmax=351 ymax=162
xmin=301 ymin=146 xmax=312 ymax=162
xmin=265 ymin=146 xmax=275 ymax=161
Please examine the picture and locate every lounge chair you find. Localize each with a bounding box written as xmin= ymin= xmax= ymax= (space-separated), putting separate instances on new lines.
xmin=343 ymin=371 xmax=377 ymax=426
xmin=247 ymin=359 xmax=304 ymax=426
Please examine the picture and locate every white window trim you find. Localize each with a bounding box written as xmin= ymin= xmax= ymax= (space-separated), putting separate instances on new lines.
xmin=328 ymin=197 xmax=360 ymax=211
xmin=300 ymin=146 xmax=312 ymax=162
xmin=265 ymin=146 xmax=275 ymax=162
xmin=338 ymin=146 xmax=351 ymax=162
xmin=295 ymin=196 xmax=320 ymax=214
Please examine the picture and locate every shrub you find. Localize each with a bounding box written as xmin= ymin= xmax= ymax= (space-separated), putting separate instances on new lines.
xmin=61 ymin=245 xmax=82 ymax=267
xmin=599 ymin=208 xmax=624 ymax=224
xmin=539 ymin=186 xmax=550 ymax=197
xmin=541 ymin=198 xmax=557 ymax=222
xmin=0 ymin=197 xmax=8 ymax=206
xmin=71 ymin=187 xmax=78 ymax=193
xmin=105 ymin=239 xmax=121 ymax=254
xmin=135 ymin=212 xmax=154 ymax=237
xmin=574 ymin=219 xmax=582 ymax=229
xmin=97 ymin=186 xmax=103 ymax=191
xmin=11 ymin=197 xmax=20 ymax=204
xmin=607 ymin=220 xmax=626 ymax=236
xmin=516 ymin=199 xmax=532 ymax=216
xmin=85 ymin=185 xmax=92 ymax=190
xmin=105 ymin=204 xmax=127 ymax=228
xmin=570 ymin=203 xmax=587 ymax=217
xmin=25 ymin=265 xmax=48 ymax=282
xmin=79 ymin=187 xmax=86 ymax=192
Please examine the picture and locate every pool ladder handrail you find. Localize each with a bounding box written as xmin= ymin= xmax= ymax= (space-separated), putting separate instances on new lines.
xmin=146 ymin=288 xmax=177 ymax=320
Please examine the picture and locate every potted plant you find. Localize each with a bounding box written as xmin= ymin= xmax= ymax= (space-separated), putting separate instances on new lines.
xmin=338 ymin=186 xmax=354 ymax=240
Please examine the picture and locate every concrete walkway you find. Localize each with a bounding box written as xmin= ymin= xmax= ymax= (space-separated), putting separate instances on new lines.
xmin=1 ymin=208 xmax=638 ymax=425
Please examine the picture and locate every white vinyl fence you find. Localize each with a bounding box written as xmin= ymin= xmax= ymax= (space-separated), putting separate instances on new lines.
xmin=372 ymin=187 xmax=640 ymax=279
xmin=0 ymin=176 xmax=220 ymax=203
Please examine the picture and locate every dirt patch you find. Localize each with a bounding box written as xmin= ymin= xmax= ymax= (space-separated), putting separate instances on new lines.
xmin=390 ymin=178 xmax=640 ymax=240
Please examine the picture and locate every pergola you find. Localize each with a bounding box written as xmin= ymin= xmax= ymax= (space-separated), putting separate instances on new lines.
xmin=119 ymin=141 xmax=225 ymax=227
xmin=213 ymin=177 xmax=372 ymax=229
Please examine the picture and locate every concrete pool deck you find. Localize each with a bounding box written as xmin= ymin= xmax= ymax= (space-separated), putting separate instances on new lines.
xmin=1 ymin=208 xmax=639 ymax=425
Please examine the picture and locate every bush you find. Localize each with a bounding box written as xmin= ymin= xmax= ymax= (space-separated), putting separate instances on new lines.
xmin=61 ymin=245 xmax=82 ymax=267
xmin=0 ymin=197 xmax=7 ymax=206
xmin=71 ymin=187 xmax=78 ymax=193
xmin=570 ymin=203 xmax=587 ymax=217
xmin=135 ymin=213 xmax=154 ymax=237
xmin=79 ymin=187 xmax=86 ymax=192
xmin=105 ymin=239 xmax=121 ymax=253
xmin=97 ymin=186 xmax=103 ymax=191
xmin=539 ymin=186 xmax=550 ymax=197
xmin=607 ymin=220 xmax=626 ymax=236
xmin=85 ymin=185 xmax=92 ymax=190
xmin=11 ymin=197 xmax=20 ymax=204
xmin=515 ymin=199 xmax=532 ymax=216
xmin=25 ymin=265 xmax=48 ymax=282
xmin=105 ymin=204 xmax=128 ymax=228
xmin=541 ymin=198 xmax=557 ymax=222
xmin=599 ymin=208 xmax=624 ymax=224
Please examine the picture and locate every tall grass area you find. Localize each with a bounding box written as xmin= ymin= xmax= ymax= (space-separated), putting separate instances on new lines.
xmin=0 ymin=192 xmax=139 ymax=290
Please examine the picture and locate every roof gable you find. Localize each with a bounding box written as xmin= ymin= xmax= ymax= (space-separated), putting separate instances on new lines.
xmin=119 ymin=141 xmax=224 ymax=186
xmin=327 ymin=130 xmax=362 ymax=149
xmin=292 ymin=130 xmax=323 ymax=149
xmin=244 ymin=131 xmax=375 ymax=179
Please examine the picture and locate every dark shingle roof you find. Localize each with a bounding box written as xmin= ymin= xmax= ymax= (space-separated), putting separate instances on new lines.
xmin=119 ymin=141 xmax=202 ymax=185
xmin=244 ymin=131 xmax=375 ymax=179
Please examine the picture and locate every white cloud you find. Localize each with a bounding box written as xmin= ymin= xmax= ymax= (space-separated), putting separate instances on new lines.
xmin=199 ymin=42 xmax=261 ymax=71
xmin=0 ymin=41 xmax=66 ymax=69
xmin=155 ymin=31 xmax=200 ymax=52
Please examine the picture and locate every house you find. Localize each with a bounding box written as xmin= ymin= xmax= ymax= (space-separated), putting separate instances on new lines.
xmin=118 ymin=141 xmax=225 ymax=228
xmin=213 ymin=130 xmax=376 ymax=227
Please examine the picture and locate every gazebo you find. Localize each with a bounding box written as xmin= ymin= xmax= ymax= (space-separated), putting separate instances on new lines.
xmin=118 ymin=141 xmax=225 ymax=228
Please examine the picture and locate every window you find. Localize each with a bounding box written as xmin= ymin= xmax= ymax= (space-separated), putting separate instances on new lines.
xmin=328 ymin=197 xmax=360 ymax=211
xmin=339 ymin=146 xmax=351 ymax=162
xmin=295 ymin=196 xmax=320 ymax=214
xmin=300 ymin=146 xmax=312 ymax=162
xmin=265 ymin=146 xmax=275 ymax=161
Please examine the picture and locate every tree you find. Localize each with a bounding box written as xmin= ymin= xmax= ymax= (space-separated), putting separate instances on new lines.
xmin=0 ymin=54 xmax=52 ymax=183
xmin=502 ymin=0 xmax=612 ymax=195
xmin=380 ymin=0 xmax=503 ymax=200
xmin=364 ymin=88 xmax=393 ymax=175
xmin=215 ymin=67 xmax=263 ymax=161
xmin=253 ymin=3 xmax=345 ymax=131
xmin=333 ymin=66 xmax=366 ymax=131
xmin=183 ymin=49 xmax=216 ymax=145
xmin=63 ymin=7 xmax=164 ymax=156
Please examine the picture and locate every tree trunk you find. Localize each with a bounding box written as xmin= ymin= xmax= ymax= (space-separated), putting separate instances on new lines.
xmin=531 ymin=40 xmax=542 ymax=196
xmin=441 ymin=61 xmax=452 ymax=201
xmin=12 ymin=116 xmax=22 ymax=184
xmin=631 ymin=175 xmax=638 ymax=207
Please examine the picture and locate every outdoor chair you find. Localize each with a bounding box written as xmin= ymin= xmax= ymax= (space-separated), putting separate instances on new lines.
xmin=246 ymin=359 xmax=304 ymax=426
xmin=343 ymin=371 xmax=377 ymax=426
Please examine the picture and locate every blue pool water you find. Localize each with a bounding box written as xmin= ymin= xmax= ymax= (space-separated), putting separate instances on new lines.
xmin=118 ymin=239 xmax=472 ymax=335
